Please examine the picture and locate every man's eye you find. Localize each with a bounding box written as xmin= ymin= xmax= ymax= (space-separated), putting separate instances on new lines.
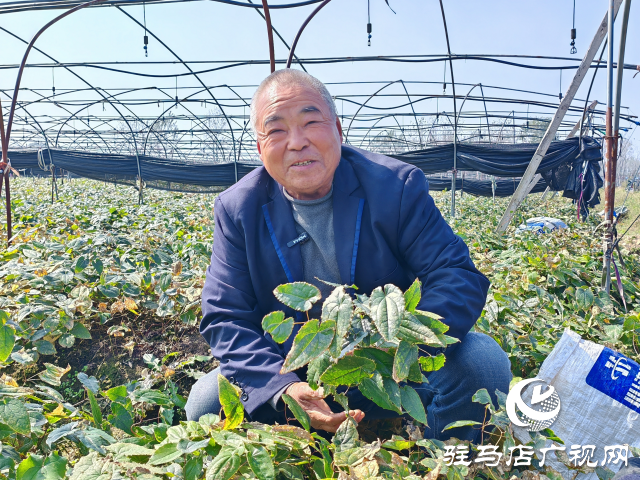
xmin=267 ymin=129 xmax=284 ymax=135
xmin=306 ymin=121 xmax=318 ymax=126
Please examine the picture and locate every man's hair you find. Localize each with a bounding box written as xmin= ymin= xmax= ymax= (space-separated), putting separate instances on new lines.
xmin=250 ymin=69 xmax=338 ymax=132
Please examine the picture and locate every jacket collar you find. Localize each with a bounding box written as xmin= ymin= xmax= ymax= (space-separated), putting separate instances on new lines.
xmin=263 ymin=148 xmax=364 ymax=286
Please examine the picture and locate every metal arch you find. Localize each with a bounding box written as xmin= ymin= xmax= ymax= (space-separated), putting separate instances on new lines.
xmin=117 ymin=7 xmax=238 ymax=166
xmin=345 ymin=80 xmax=403 ymax=143
xmin=246 ymin=0 xmax=307 ymax=72
xmin=479 ymin=83 xmax=491 ymax=142
xmin=142 ymin=88 xmax=226 ymax=159
xmin=399 ymin=80 xmax=423 ymax=148
xmin=23 ymin=88 xmax=112 ymax=153
xmin=0 ymin=23 xmax=145 ymax=186
xmin=286 ymin=0 xmax=332 ymax=68
xmin=53 ymin=88 xmax=148 ymax=150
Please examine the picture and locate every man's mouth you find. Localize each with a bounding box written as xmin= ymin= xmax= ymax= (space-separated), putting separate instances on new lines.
xmin=292 ymin=160 xmax=313 ymax=167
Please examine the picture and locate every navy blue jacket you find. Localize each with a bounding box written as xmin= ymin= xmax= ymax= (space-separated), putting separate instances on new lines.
xmin=200 ymin=146 xmax=489 ymax=417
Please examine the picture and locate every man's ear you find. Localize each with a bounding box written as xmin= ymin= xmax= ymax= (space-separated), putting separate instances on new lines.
xmin=335 ymin=116 xmax=343 ymax=143
xmin=256 ymin=140 xmax=263 ymax=161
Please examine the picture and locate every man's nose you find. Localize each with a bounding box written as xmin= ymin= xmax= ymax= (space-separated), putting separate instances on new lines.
xmin=287 ymin=125 xmax=309 ymax=151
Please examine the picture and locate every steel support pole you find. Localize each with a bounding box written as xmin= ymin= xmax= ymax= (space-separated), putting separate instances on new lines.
xmin=438 ymin=0 xmax=458 ymax=218
xmin=496 ymin=0 xmax=623 ymax=233
xmin=603 ymin=0 xmax=631 ymax=291
xmin=261 ymin=0 xmax=276 ymax=73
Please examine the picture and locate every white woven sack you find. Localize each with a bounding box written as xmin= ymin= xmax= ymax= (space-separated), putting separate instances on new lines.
xmin=513 ymin=328 xmax=640 ymax=479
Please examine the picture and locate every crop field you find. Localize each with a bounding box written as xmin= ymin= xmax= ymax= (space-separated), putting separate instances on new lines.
xmin=0 ymin=177 xmax=639 ymax=480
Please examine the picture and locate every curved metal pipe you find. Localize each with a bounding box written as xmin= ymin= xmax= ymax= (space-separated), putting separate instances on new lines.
xmin=286 ymin=0 xmax=332 ymax=68
xmin=261 ymin=0 xmax=276 ymax=73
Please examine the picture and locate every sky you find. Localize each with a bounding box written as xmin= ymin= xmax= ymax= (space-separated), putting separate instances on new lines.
xmin=0 ymin=0 xmax=638 ymax=151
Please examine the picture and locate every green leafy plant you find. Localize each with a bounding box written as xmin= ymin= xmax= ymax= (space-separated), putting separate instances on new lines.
xmin=264 ymin=280 xmax=456 ymax=425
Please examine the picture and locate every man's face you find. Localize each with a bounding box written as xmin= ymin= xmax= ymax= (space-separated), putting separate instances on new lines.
xmin=255 ymin=83 xmax=342 ymax=200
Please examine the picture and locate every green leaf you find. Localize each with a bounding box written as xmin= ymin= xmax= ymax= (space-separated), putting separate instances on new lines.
xmin=184 ymin=456 xmax=204 ymax=480
xmin=0 ymin=399 xmax=31 ymax=435
xmin=413 ymin=310 xmax=447 ymax=333
xmin=98 ymin=285 xmax=120 ymax=298
xmin=131 ymin=389 xmax=173 ymax=406
xmin=397 ymin=312 xmax=444 ymax=347
xmin=218 ymin=374 xmax=243 ymax=430
xmin=382 ymin=437 xmax=415 ymax=451
xmin=382 ymin=377 xmax=402 ymax=410
xmin=70 ymin=322 xmax=92 ymax=340
xmin=419 ymin=354 xmax=446 ymax=372
xmin=38 ymin=364 xmax=71 ymax=387
xmin=58 ymin=334 xmax=75 ymax=348
xmin=35 ymin=340 xmax=56 ymax=355
xmin=393 ymin=341 xmax=418 ymax=382
xmin=281 ymin=320 xmax=335 ymax=374
xmin=332 ymin=418 xmax=358 ymax=452
xmin=17 ymin=454 xmax=43 ymax=480
xmin=472 ymin=388 xmax=492 ymax=406
xmin=149 ymin=443 xmax=182 ymax=465
xmin=0 ymin=325 xmax=15 ymax=362
xmin=206 ymin=450 xmax=241 ymax=480
xmin=442 ymin=420 xmax=481 ymax=431
xmin=319 ymin=356 xmax=375 ymax=386
xmin=358 ymin=373 xmax=401 ymax=414
xmin=273 ymin=282 xmax=321 ymax=312
xmin=307 ymin=352 xmax=331 ymax=390
xmin=92 ymin=258 xmax=104 ymax=275
xmin=74 ymin=256 xmax=90 ymax=273
xmin=282 ymin=394 xmax=311 ymax=432
xmin=247 ymin=445 xmax=275 ymax=480
xmin=103 ymin=385 xmax=127 ymax=402
xmin=623 ymin=315 xmax=640 ymax=332
xmin=370 ymin=285 xmax=405 ymax=341
xmin=87 ymin=389 xmax=103 ymax=427
xmin=575 ymin=287 xmax=595 ymax=309
xmin=322 ymin=287 xmax=353 ymax=357
xmin=77 ymin=372 xmax=99 ymax=394
xmin=261 ymin=311 xmax=294 ymax=344
xmin=400 ymin=385 xmax=427 ymax=425
xmin=40 ymin=452 xmax=68 ymax=480
xmin=108 ymin=402 xmax=133 ymax=434
xmin=354 ymin=348 xmax=394 ymax=377
xmin=404 ymin=278 xmax=421 ymax=312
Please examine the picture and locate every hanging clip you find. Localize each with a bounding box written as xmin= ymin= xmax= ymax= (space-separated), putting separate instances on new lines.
xmin=570 ymin=28 xmax=577 ymax=54
xmin=144 ymin=35 xmax=149 ymax=57
xmin=367 ymin=22 xmax=372 ymax=46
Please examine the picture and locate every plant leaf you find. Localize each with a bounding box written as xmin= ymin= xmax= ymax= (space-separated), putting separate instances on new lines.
xmin=0 ymin=325 xmax=15 ymax=362
xmin=218 ymin=374 xmax=243 ymax=430
xmin=282 ymin=394 xmax=311 ymax=432
xmin=77 ymin=373 xmax=99 ymax=394
xmin=0 ymin=399 xmax=31 ymax=435
xmin=419 ymin=353 xmax=446 ymax=372
xmin=354 ymin=348 xmax=394 ymax=377
xmin=442 ymin=420 xmax=481 ymax=431
xmin=281 ymin=320 xmax=335 ymax=374
xmin=87 ymin=390 xmax=103 ymax=427
xmin=262 ymin=311 xmax=294 ymax=344
xmin=404 ymin=278 xmax=421 ymax=312
xmin=382 ymin=377 xmax=402 ymax=410
xmin=393 ymin=341 xmax=418 ymax=382
xmin=332 ymin=418 xmax=358 ymax=452
xmin=207 ymin=450 xmax=241 ymax=480
xmin=273 ymin=282 xmax=321 ymax=312
xmin=322 ymin=287 xmax=353 ymax=357
xmin=358 ymin=373 xmax=401 ymax=414
xmin=397 ymin=312 xmax=444 ymax=347
xmin=307 ymin=352 xmax=331 ymax=390
xmin=70 ymin=322 xmax=92 ymax=340
xmin=370 ymin=285 xmax=405 ymax=341
xmin=472 ymin=388 xmax=492 ymax=406
xmin=319 ymin=356 xmax=375 ymax=386
xmin=38 ymin=364 xmax=71 ymax=387
xmin=400 ymin=385 xmax=427 ymax=425
xmin=149 ymin=443 xmax=182 ymax=465
xmin=247 ymin=445 xmax=275 ymax=480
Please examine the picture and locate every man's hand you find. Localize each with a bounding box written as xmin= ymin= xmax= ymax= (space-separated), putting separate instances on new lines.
xmin=285 ymin=382 xmax=364 ymax=433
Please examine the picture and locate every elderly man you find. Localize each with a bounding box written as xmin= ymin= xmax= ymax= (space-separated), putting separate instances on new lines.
xmin=186 ymin=69 xmax=511 ymax=442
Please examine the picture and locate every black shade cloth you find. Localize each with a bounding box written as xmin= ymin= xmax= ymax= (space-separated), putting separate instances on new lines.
xmin=4 ymin=137 xmax=602 ymax=202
